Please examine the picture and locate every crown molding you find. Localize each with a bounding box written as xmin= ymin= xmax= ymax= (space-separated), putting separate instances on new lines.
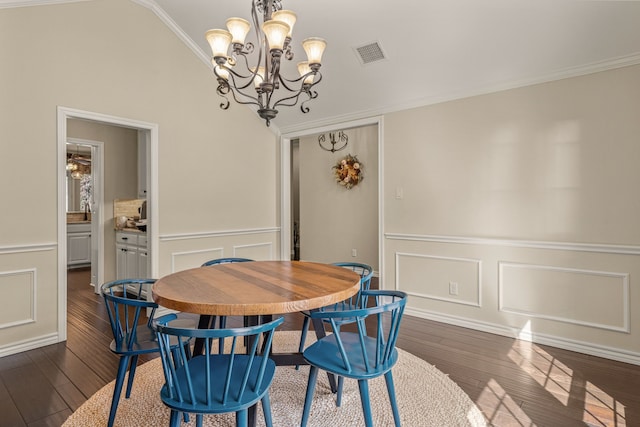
xmin=279 ymin=52 xmax=640 ymax=134
xmin=131 ymin=0 xmax=211 ymax=68
xmin=0 ymin=0 xmax=87 ymax=8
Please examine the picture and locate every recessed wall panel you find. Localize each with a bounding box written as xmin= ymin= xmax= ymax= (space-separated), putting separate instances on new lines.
xmin=234 ymin=242 xmax=273 ymax=260
xmin=171 ymin=248 xmax=224 ymax=273
xmin=0 ymin=269 xmax=36 ymax=328
xmin=499 ymin=263 xmax=629 ymax=332
xmin=396 ymin=252 xmax=481 ymax=307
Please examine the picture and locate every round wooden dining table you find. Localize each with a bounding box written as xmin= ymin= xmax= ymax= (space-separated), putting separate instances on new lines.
xmin=152 ymin=260 xmax=361 ymax=316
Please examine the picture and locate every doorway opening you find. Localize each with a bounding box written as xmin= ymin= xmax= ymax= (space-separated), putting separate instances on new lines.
xmin=65 ymin=138 xmax=103 ymax=292
xmin=56 ymin=106 xmax=158 ymax=341
xmin=280 ymin=117 xmax=384 ymax=279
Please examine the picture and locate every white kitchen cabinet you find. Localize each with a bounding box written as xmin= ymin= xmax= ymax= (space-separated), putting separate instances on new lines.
xmin=67 ymin=222 xmax=91 ymax=268
xmin=116 ymin=230 xmax=148 ymax=279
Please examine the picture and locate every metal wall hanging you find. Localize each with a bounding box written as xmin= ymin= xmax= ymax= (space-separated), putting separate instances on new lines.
xmin=318 ymin=130 xmax=348 ymax=152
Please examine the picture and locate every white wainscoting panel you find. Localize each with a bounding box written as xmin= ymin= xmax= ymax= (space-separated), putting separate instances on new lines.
xmin=499 ymin=262 xmax=629 ymax=333
xmin=0 ymin=268 xmax=36 ymax=329
xmin=160 ymin=228 xmax=280 ymax=278
xmin=395 ymin=252 xmax=482 ymax=307
xmin=233 ymin=242 xmax=274 ymax=260
xmin=171 ymin=247 xmax=224 ymax=273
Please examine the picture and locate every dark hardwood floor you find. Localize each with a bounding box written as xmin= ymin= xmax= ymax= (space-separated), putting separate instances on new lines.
xmin=0 ymin=267 xmax=638 ymax=426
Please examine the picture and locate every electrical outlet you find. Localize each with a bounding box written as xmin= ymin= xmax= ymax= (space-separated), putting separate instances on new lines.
xmin=449 ymin=281 xmax=458 ymax=295
xmin=395 ymin=187 xmax=403 ymax=199
xmin=351 ymin=248 xmax=357 ymax=257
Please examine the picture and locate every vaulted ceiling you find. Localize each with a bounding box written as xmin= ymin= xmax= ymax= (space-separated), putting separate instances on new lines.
xmin=8 ymin=0 xmax=640 ymax=132
xmin=151 ymin=1 xmax=640 ymax=133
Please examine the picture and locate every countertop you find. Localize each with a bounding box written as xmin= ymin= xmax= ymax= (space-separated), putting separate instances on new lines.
xmin=116 ymin=227 xmax=146 ymax=234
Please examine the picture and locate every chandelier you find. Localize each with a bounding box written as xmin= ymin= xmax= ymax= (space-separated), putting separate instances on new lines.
xmin=205 ymin=0 xmax=327 ymax=126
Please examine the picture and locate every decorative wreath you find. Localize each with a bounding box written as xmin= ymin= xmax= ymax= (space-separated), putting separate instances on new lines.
xmin=333 ymin=154 xmax=363 ymax=189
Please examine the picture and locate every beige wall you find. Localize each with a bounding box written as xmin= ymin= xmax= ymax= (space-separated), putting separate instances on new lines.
xmin=384 ymin=64 xmax=640 ymax=363
xmin=0 ymin=0 xmax=276 ymax=354
xmin=2 ymin=0 xmax=640 ymax=365
xmin=299 ymin=125 xmax=378 ymax=270
xmin=385 ymin=65 xmax=640 ymax=243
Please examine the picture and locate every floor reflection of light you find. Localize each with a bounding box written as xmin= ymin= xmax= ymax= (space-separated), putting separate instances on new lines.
xmin=508 ymin=340 xmax=573 ymax=406
xmin=508 ymin=324 xmax=627 ymax=426
xmin=583 ymin=381 xmax=626 ymax=427
xmin=477 ymin=379 xmax=534 ymax=426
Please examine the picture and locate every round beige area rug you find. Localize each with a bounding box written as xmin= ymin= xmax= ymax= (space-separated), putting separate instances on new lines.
xmin=63 ymin=331 xmax=486 ymax=427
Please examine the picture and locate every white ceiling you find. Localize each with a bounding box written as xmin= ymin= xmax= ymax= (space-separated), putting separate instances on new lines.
xmin=146 ymin=1 xmax=640 ymax=132
xmin=6 ymin=0 xmax=640 ymax=131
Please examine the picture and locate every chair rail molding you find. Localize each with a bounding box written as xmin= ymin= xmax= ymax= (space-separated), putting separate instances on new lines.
xmin=160 ymin=227 xmax=280 ymax=242
xmin=385 ymin=232 xmax=640 ymax=255
xmin=0 ymin=243 xmax=56 ymax=254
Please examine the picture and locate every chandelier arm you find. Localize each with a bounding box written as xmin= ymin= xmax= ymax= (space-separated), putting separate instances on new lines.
xmin=224 ymin=83 xmax=263 ymax=108
xmin=273 ymin=72 xmax=321 ymax=109
xmin=216 ymin=84 xmax=231 ymax=110
xmin=224 ymin=79 xmax=262 ymax=107
xmin=299 ymin=89 xmax=319 ymax=113
xmin=279 ymin=71 xmax=322 ymax=92
xmin=225 ymin=64 xmax=263 ymax=92
xmin=276 ymin=75 xmax=303 ymax=93
xmin=215 ymin=72 xmax=264 ymax=109
xmin=272 ymin=86 xmax=314 ymax=109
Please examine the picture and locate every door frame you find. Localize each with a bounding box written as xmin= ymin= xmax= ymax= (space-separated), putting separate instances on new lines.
xmin=56 ymin=106 xmax=159 ymax=340
xmin=66 ymin=137 xmax=104 ymax=294
xmin=279 ymin=116 xmax=384 ymax=279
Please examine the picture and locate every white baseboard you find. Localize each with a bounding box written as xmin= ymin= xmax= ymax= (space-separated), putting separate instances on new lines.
xmin=405 ymin=307 xmax=640 ymax=366
xmin=0 ymin=333 xmax=60 ymax=358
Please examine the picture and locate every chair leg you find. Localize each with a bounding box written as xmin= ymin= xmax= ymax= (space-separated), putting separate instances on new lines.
xmin=301 ymin=365 xmax=319 ymax=427
xmin=196 ymin=414 xmax=203 ymax=427
xmin=218 ymin=316 xmax=227 ymax=354
xmin=169 ymin=410 xmax=180 ymax=427
xmin=125 ymin=354 xmax=139 ymax=398
xmin=384 ymin=371 xmax=401 ymax=427
xmin=357 ymin=379 xmax=374 ymax=427
xmin=261 ymin=393 xmax=274 ymax=427
xmin=336 ymin=375 xmax=344 ymax=407
xmin=107 ymin=355 xmax=129 ymax=427
xmin=296 ymin=316 xmax=310 ymax=370
xmin=236 ymin=409 xmax=248 ymax=427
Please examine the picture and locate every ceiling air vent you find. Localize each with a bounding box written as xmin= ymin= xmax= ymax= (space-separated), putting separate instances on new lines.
xmin=354 ymin=41 xmax=386 ymax=65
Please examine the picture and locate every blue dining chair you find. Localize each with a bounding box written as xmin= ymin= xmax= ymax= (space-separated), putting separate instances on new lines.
xmin=153 ymin=314 xmax=284 ymax=427
xmin=101 ymin=279 xmax=191 ymax=427
xmin=197 ymin=258 xmax=255 ymax=354
xmin=297 ymin=262 xmax=373 ymax=365
xmin=300 ymin=290 xmax=408 ymax=427
xmin=201 ymin=257 xmax=254 ymax=267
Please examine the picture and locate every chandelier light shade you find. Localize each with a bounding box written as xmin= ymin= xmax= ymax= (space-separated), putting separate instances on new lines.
xmin=226 ymin=18 xmax=251 ymax=44
xmin=302 ymin=37 xmax=327 ymax=64
xmin=205 ymin=29 xmax=233 ymax=58
xmin=205 ymin=0 xmax=327 ymax=126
